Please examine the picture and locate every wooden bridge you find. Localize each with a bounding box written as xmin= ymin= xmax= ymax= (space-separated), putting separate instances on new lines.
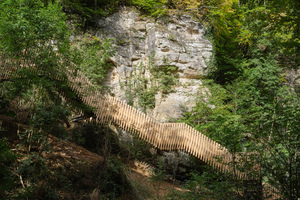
xmin=0 ymin=64 xmax=280 ymax=199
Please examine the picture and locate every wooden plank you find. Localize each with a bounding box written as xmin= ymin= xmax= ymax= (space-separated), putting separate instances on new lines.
xmin=187 ymin=126 xmax=193 ymax=155
xmin=168 ymin=124 xmax=172 ymax=150
xmin=111 ymin=96 xmax=116 ymax=123
xmin=194 ymin=129 xmax=199 ymax=158
xmin=95 ymin=99 xmax=101 ymax=123
xmin=153 ymin=120 xmax=157 ymax=145
xmin=119 ymin=101 xmax=124 ymax=129
xmin=148 ymin=118 xmax=153 ymax=144
xmin=185 ymin=124 xmax=190 ymax=152
xmin=140 ymin=113 xmax=146 ymax=140
xmin=155 ymin=121 xmax=160 ymax=148
xmin=135 ymin=108 xmax=140 ymax=134
xmin=157 ymin=121 xmax=161 ymax=147
xmin=207 ymin=138 xmax=212 ymax=165
xmin=208 ymin=139 xmax=213 ymax=167
xmin=129 ymin=105 xmax=134 ymax=132
xmin=191 ymin=126 xmax=196 ymax=156
xmin=191 ymin=127 xmax=196 ymax=155
xmin=207 ymin=137 xmax=212 ymax=165
xmin=193 ymin=128 xmax=198 ymax=157
xmin=175 ymin=124 xmax=180 ymax=150
xmin=148 ymin=118 xmax=154 ymax=143
xmin=122 ymin=102 xmax=127 ymax=131
xmin=104 ymin=96 xmax=109 ymax=123
xmin=195 ymin=131 xmax=200 ymax=158
xmin=158 ymin=123 xmax=162 ymax=149
xmin=136 ymin=110 xmax=142 ymax=137
xmin=206 ymin=137 xmax=211 ymax=164
xmin=120 ymin=101 xmax=126 ymax=130
xmin=143 ymin=115 xmax=149 ymax=142
xmin=114 ymin=98 xmax=119 ymax=125
xmin=130 ymin=106 xmax=135 ymax=133
xmin=165 ymin=123 xmax=169 ymax=150
xmin=109 ymin=96 xmax=114 ymax=123
xmin=177 ymin=123 xmax=182 ymax=150
xmin=181 ymin=124 xmax=187 ymax=152
xmin=211 ymin=140 xmax=217 ymax=168
xmin=215 ymin=141 xmax=221 ymax=169
xmin=135 ymin=110 xmax=140 ymax=136
xmin=165 ymin=124 xmax=169 ymax=150
xmin=183 ymin=124 xmax=188 ymax=153
xmin=117 ymin=99 xmax=122 ymax=126
xmin=162 ymin=124 xmax=166 ymax=150
xmin=103 ymin=96 xmax=109 ymax=123
xmin=174 ymin=123 xmax=178 ymax=150
xmin=100 ymin=97 xmax=105 ymax=123
xmin=169 ymin=124 xmax=173 ymax=150
xmin=199 ymin=132 xmax=204 ymax=160
xmin=152 ymin=121 xmax=157 ymax=147
xmin=171 ymin=123 xmax=175 ymax=150
xmin=212 ymin=140 xmax=217 ymax=167
xmin=180 ymin=123 xmax=185 ymax=150
xmin=198 ymin=132 xmax=203 ymax=160
xmin=124 ymin=103 xmax=129 ymax=131
xmin=127 ymin=105 xmax=133 ymax=132
xmin=147 ymin=117 xmax=152 ymax=143
xmin=143 ymin=114 xmax=149 ymax=141
xmin=186 ymin=126 xmax=191 ymax=154
xmin=149 ymin=118 xmax=154 ymax=144
xmin=151 ymin=120 xmax=155 ymax=147
xmin=214 ymin=143 xmax=220 ymax=170
xmin=203 ymin=135 xmax=208 ymax=163
xmin=130 ymin=106 xmax=136 ymax=132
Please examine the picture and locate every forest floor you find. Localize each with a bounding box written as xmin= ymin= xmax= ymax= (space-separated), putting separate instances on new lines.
xmin=1 ymin=116 xmax=187 ymax=199
xmin=46 ymin=135 xmax=186 ymax=199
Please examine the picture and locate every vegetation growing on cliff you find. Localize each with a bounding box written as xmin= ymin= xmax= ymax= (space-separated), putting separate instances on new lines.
xmin=120 ymin=53 xmax=179 ymax=112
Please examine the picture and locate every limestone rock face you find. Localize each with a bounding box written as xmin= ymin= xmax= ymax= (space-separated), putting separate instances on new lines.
xmin=285 ymin=68 xmax=300 ymax=90
xmin=97 ymin=8 xmax=212 ymax=121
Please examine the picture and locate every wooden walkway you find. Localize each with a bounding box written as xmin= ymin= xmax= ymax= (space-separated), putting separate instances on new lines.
xmin=67 ymin=70 xmax=243 ymax=174
xmin=0 ymin=64 xmax=280 ymax=199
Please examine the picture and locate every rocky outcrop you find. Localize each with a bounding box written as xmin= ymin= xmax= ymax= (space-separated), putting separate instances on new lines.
xmin=97 ymin=7 xmax=212 ymax=122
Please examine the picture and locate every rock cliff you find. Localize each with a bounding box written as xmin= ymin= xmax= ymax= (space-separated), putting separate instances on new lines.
xmin=96 ymin=7 xmax=212 ymax=122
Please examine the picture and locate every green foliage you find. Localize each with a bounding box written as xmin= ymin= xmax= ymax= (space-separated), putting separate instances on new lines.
xmin=0 ymin=79 xmax=72 ymax=152
xmin=257 ymin=87 xmax=300 ymax=199
xmin=0 ymin=139 xmax=18 ymax=199
xmin=206 ymin=0 xmax=299 ymax=83
xmin=149 ymin=158 xmax=167 ymax=199
xmin=149 ymin=56 xmax=179 ymax=95
xmin=60 ymin=0 xmax=122 ymax=27
xmin=0 ymin=0 xmax=78 ymax=118
xmin=99 ymin=156 xmax=131 ymax=199
xmin=71 ymin=34 xmax=116 ymax=88
xmin=183 ymin=63 xmax=299 ymax=198
xmin=166 ymin=168 xmax=244 ymax=200
xmin=0 ymin=0 xmax=72 ymax=77
xmin=183 ymin=1 xmax=300 ymax=197
xmin=130 ymin=0 xmax=168 ymax=17
xmin=15 ymin=153 xmax=61 ymax=199
xmin=120 ymin=53 xmax=178 ymax=112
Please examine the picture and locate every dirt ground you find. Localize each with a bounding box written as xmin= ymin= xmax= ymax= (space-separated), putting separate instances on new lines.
xmin=46 ymin=135 xmax=186 ymax=199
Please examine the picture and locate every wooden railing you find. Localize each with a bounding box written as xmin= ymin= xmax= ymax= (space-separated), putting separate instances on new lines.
xmin=0 ymin=64 xmax=280 ymax=199
xmin=67 ymin=70 xmax=242 ymax=173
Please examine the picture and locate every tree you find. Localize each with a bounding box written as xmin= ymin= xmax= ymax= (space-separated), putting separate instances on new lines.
xmin=0 ymin=0 xmax=72 ymax=80
xmin=0 ymin=0 xmax=75 ymax=142
xmin=180 ymin=0 xmax=300 ymax=196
